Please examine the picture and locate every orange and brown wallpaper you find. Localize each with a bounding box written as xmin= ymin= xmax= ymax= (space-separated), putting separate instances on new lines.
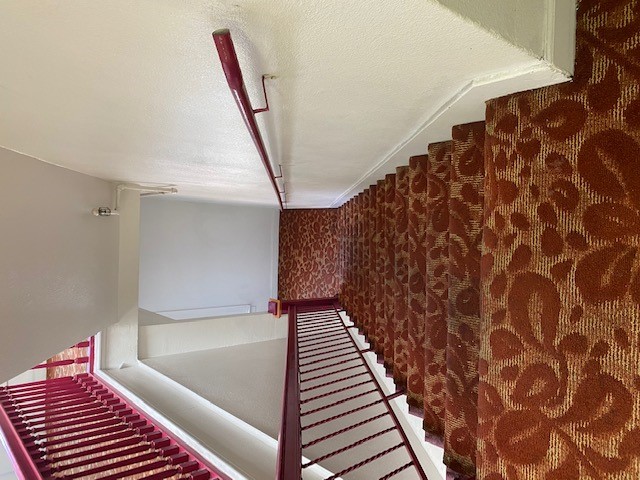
xmin=278 ymin=208 xmax=342 ymax=300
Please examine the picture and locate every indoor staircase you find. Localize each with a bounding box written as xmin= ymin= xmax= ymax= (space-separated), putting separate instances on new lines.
xmin=0 ymin=342 xmax=223 ymax=479
xmin=282 ymin=1 xmax=640 ymax=478
xmin=278 ymin=304 xmax=431 ymax=480
xmin=339 ymin=123 xmax=484 ymax=479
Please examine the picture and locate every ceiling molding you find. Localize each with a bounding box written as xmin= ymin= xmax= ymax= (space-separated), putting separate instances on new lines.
xmin=329 ymin=60 xmax=570 ymax=208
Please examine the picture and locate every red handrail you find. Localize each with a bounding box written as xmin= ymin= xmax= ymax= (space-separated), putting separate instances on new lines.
xmin=281 ymin=296 xmax=340 ymax=314
xmin=31 ymin=357 xmax=89 ymax=369
xmin=212 ymin=29 xmax=284 ymax=211
xmin=276 ymin=305 xmax=301 ymax=479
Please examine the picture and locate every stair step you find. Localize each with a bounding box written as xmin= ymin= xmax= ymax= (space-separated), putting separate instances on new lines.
xmin=407 ymin=154 xmax=429 ymax=410
xmin=423 ymin=140 xmax=452 ymax=438
xmin=393 ymin=165 xmax=411 ymax=389
xmin=443 ymin=121 xmax=485 ymax=477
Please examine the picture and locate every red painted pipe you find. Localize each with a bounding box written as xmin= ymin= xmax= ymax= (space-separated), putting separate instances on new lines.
xmin=212 ymin=29 xmax=284 ymax=211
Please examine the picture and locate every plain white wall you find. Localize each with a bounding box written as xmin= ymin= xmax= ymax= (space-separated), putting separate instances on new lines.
xmin=138 ymin=312 xmax=287 ymax=359
xmin=102 ymin=189 xmax=140 ymax=370
xmin=0 ymin=440 xmax=18 ymax=480
xmin=139 ymin=197 xmax=279 ymax=314
xmin=0 ymin=147 xmax=118 ymax=382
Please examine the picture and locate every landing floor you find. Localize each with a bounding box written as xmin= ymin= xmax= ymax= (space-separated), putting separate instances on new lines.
xmin=144 ymin=338 xmax=286 ymax=439
xmin=105 ymin=312 xmax=446 ymax=479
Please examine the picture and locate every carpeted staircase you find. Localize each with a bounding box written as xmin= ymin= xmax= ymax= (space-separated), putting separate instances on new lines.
xmin=339 ymin=131 xmax=481 ymax=478
xmin=280 ymin=1 xmax=640 ymax=478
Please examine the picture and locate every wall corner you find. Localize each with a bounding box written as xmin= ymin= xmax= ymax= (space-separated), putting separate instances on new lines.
xmin=543 ymin=0 xmax=577 ymax=76
xmin=102 ymin=189 xmax=141 ymax=370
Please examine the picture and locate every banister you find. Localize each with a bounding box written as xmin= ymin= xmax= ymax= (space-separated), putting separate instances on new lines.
xmin=281 ymin=296 xmax=340 ymax=314
xmin=276 ymin=305 xmax=302 ymax=479
xmin=276 ymin=301 xmax=431 ymax=478
xmin=212 ymin=29 xmax=284 ymax=211
xmin=0 ymin=374 xmax=223 ymax=479
xmin=0 ymin=337 xmax=224 ymax=479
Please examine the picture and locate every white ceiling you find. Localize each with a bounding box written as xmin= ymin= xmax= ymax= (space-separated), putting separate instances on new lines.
xmin=0 ymin=1 xmax=557 ymax=208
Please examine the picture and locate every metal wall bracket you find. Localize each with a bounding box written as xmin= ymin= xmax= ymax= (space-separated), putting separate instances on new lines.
xmin=253 ymin=74 xmax=275 ymax=114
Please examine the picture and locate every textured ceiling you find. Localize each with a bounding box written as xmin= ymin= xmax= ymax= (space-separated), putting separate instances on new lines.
xmin=0 ymin=1 xmax=547 ymax=208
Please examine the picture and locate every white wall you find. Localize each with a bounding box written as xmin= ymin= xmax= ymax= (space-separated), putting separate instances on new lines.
xmin=2 ymin=369 xmax=46 ymax=388
xmin=139 ymin=197 xmax=279 ymax=314
xmin=0 ymin=441 xmax=18 ymax=480
xmin=0 ymin=147 xmax=118 ymax=382
xmin=102 ymin=189 xmax=140 ymax=370
xmin=138 ymin=311 xmax=287 ymax=359
xmin=434 ymin=0 xmax=576 ymax=74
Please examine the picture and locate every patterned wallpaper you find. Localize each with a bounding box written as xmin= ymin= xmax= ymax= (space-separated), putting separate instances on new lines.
xmin=278 ymin=209 xmax=342 ymax=300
